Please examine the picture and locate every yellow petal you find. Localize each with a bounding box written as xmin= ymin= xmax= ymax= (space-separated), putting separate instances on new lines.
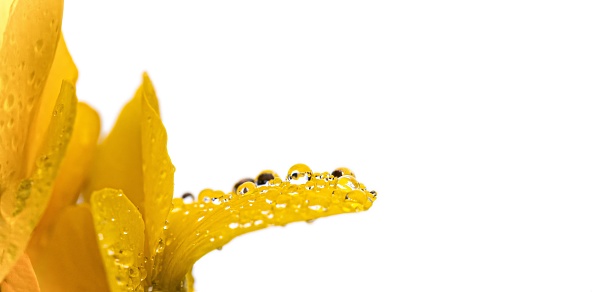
xmin=0 ymin=0 xmax=63 ymax=186
xmin=157 ymin=164 xmax=376 ymax=290
xmin=26 ymin=34 xmax=79 ymax=175
xmin=86 ymin=73 xmax=173 ymax=281
xmin=0 ymin=253 xmax=40 ymax=292
xmin=0 ymin=0 xmax=14 ymax=48
xmin=27 ymin=102 xmax=100 ymax=263
xmin=140 ymin=87 xmax=174 ymax=281
xmin=91 ymin=188 xmax=147 ymax=292
xmin=35 ymin=205 xmax=109 ymax=292
xmin=0 ymin=81 xmax=77 ymax=280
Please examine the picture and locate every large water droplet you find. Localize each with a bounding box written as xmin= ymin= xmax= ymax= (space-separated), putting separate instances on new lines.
xmin=337 ymin=175 xmax=359 ymax=191
xmin=181 ymin=192 xmax=195 ymax=203
xmin=198 ymin=189 xmax=214 ymax=203
xmin=233 ymin=178 xmax=254 ymax=193
xmin=256 ymin=171 xmax=278 ymax=186
xmin=286 ymin=163 xmax=312 ymax=185
xmin=236 ymin=181 xmax=256 ymax=196
xmin=332 ymin=167 xmax=355 ymax=178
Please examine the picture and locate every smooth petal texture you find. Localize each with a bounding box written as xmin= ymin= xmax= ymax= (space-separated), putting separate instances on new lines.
xmin=26 ymin=34 xmax=79 ymax=175
xmin=27 ymin=102 xmax=100 ymax=263
xmin=157 ymin=166 xmax=376 ymax=290
xmin=91 ymin=189 xmax=147 ymax=292
xmin=86 ymin=73 xmax=173 ymax=282
xmin=0 ymin=0 xmax=63 ymax=186
xmin=35 ymin=205 xmax=109 ymax=292
xmin=0 ymin=0 xmax=15 ymax=48
xmin=0 ymin=81 xmax=76 ymax=280
xmin=0 ymin=253 xmax=40 ymax=292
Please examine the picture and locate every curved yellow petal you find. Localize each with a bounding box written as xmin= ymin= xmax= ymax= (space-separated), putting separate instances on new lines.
xmin=86 ymin=73 xmax=173 ymax=282
xmin=0 ymin=253 xmax=40 ymax=292
xmin=26 ymin=34 xmax=78 ymax=175
xmin=91 ymin=189 xmax=147 ymax=292
xmin=140 ymin=88 xmax=174 ymax=282
xmin=35 ymin=205 xmax=109 ymax=292
xmin=27 ymin=102 xmax=100 ymax=263
xmin=0 ymin=0 xmax=63 ymax=186
xmin=157 ymin=164 xmax=376 ymax=290
xmin=0 ymin=81 xmax=77 ymax=280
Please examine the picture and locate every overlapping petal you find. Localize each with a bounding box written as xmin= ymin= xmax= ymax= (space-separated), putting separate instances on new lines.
xmin=0 ymin=253 xmax=40 ymax=292
xmin=91 ymin=189 xmax=147 ymax=292
xmin=27 ymin=102 xmax=100 ymax=263
xmin=0 ymin=80 xmax=77 ymax=280
xmin=85 ymin=74 xmax=174 ymax=285
xmin=35 ymin=205 xmax=109 ymax=291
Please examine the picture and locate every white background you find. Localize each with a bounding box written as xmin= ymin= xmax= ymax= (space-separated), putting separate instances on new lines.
xmin=62 ymin=1 xmax=592 ymax=291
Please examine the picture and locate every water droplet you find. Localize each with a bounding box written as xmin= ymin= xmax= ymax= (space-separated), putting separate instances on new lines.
xmin=229 ymin=222 xmax=239 ymax=229
xmin=346 ymin=189 xmax=366 ymax=203
xmin=370 ymin=190 xmax=378 ymax=200
xmin=182 ymin=192 xmax=195 ymax=203
xmin=256 ymin=171 xmax=278 ymax=186
xmin=34 ymin=39 xmax=44 ymax=54
xmin=332 ymin=167 xmax=355 ymax=178
xmin=52 ymin=103 xmax=64 ymax=116
xmin=233 ymin=178 xmax=254 ymax=193
xmin=287 ymin=163 xmax=312 ymax=185
xmin=198 ymin=189 xmax=215 ymax=203
xmin=3 ymin=94 xmax=15 ymax=111
xmin=236 ymin=181 xmax=256 ymax=196
xmin=337 ymin=175 xmax=359 ymax=191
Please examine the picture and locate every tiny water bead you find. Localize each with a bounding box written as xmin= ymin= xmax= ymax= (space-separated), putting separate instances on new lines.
xmin=157 ymin=163 xmax=376 ymax=290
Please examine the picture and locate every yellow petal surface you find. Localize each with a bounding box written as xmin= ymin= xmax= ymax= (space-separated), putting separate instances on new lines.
xmin=27 ymin=102 xmax=100 ymax=263
xmin=0 ymin=0 xmax=63 ymax=186
xmin=0 ymin=0 xmax=15 ymax=48
xmin=26 ymin=34 xmax=79 ymax=175
xmin=35 ymin=205 xmax=109 ymax=292
xmin=140 ymin=88 xmax=174 ymax=282
xmin=156 ymin=164 xmax=376 ymax=290
xmin=0 ymin=253 xmax=40 ymax=292
xmin=86 ymin=74 xmax=173 ymax=282
xmin=0 ymin=81 xmax=77 ymax=280
xmin=91 ymin=188 xmax=147 ymax=292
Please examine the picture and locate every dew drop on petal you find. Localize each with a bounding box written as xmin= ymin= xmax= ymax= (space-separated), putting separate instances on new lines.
xmin=337 ymin=175 xmax=359 ymax=191
xmin=286 ymin=163 xmax=312 ymax=185
xmin=233 ymin=178 xmax=254 ymax=193
xmin=181 ymin=192 xmax=195 ymax=203
xmin=255 ymin=170 xmax=278 ymax=186
xmin=236 ymin=181 xmax=256 ymax=196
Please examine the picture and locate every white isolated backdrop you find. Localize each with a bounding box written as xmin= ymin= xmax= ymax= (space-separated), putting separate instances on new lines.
xmin=62 ymin=1 xmax=592 ymax=291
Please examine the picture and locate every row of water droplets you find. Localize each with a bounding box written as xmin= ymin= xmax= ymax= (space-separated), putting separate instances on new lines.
xmin=177 ymin=163 xmax=376 ymax=245
xmin=148 ymin=164 xmax=377 ymax=291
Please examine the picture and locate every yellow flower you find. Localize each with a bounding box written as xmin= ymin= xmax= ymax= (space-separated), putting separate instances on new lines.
xmin=34 ymin=74 xmax=376 ymax=291
xmin=1 ymin=0 xmax=376 ymax=291
xmin=0 ymin=0 xmax=99 ymax=289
